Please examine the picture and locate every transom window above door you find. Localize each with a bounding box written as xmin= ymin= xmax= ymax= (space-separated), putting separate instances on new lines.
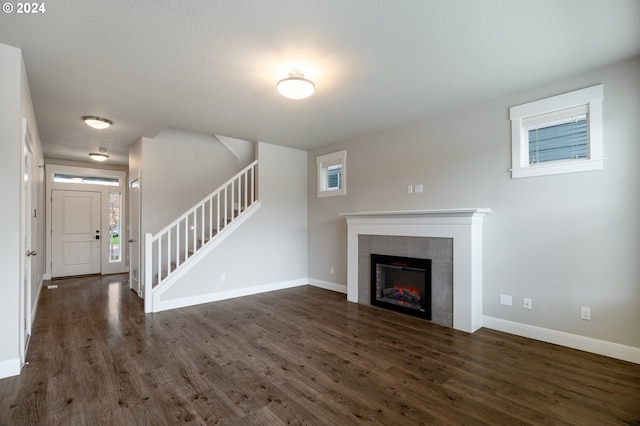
xmin=53 ymin=173 xmax=119 ymax=186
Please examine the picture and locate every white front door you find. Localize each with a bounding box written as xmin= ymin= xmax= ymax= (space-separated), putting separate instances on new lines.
xmin=52 ymin=190 xmax=101 ymax=277
xmin=129 ymin=179 xmax=142 ymax=296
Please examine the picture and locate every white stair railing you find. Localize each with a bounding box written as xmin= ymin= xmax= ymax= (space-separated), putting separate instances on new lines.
xmin=144 ymin=160 xmax=258 ymax=304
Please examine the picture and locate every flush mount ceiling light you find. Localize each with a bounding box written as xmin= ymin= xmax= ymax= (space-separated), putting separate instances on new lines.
xmin=89 ymin=147 xmax=109 ymax=162
xmin=277 ymin=72 xmax=315 ymax=100
xmin=83 ymin=116 xmax=113 ymax=129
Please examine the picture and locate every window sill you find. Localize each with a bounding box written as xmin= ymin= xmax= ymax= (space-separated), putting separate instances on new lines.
xmin=511 ymin=158 xmax=604 ymax=179
xmin=317 ymin=188 xmax=346 ymax=198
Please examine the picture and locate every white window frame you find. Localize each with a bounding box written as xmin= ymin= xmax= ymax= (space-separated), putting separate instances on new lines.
xmin=317 ymin=150 xmax=347 ymax=198
xmin=509 ymin=84 xmax=603 ymax=179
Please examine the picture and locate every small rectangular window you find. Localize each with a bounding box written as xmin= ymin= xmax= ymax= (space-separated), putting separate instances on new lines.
xmin=510 ymin=84 xmax=603 ymax=179
xmin=317 ymin=150 xmax=347 ymax=197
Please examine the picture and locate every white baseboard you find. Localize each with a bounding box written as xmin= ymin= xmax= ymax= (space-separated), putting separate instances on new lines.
xmin=151 ymin=203 xmax=261 ymax=304
xmin=153 ymin=278 xmax=308 ymax=313
xmin=0 ymin=358 xmax=21 ymax=379
xmin=307 ymin=279 xmax=347 ymax=294
xmin=483 ymin=316 xmax=640 ymax=364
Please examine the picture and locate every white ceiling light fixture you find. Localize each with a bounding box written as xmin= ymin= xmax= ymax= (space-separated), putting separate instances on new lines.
xmin=277 ymin=72 xmax=315 ymax=100
xmin=89 ymin=147 xmax=109 ymax=162
xmin=83 ymin=116 xmax=113 ymax=129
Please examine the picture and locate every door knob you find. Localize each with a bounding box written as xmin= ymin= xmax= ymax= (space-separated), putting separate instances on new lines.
xmin=26 ymin=250 xmax=36 ymax=256
xmin=128 ymin=239 xmax=135 ymax=243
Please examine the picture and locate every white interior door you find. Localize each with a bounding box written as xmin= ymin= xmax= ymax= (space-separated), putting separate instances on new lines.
xmin=20 ymin=119 xmax=33 ymax=364
xmin=129 ymin=179 xmax=142 ymax=296
xmin=52 ymin=190 xmax=101 ymax=277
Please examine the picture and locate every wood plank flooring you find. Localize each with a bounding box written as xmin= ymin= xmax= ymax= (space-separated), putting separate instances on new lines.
xmin=1 ymin=274 xmax=639 ymax=425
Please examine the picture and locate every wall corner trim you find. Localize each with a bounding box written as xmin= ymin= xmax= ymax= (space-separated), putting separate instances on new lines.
xmin=483 ymin=316 xmax=640 ymax=364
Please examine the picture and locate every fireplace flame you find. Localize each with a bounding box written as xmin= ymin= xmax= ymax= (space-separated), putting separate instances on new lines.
xmin=381 ymin=285 xmax=422 ymax=307
xmin=397 ymin=286 xmax=419 ymax=296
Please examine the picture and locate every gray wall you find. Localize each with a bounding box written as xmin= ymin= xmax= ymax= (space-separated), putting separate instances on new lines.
xmin=161 ymin=141 xmax=308 ymax=300
xmin=308 ymin=57 xmax=640 ymax=348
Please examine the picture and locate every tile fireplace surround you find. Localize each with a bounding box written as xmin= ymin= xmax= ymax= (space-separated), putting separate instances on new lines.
xmin=341 ymin=208 xmax=490 ymax=333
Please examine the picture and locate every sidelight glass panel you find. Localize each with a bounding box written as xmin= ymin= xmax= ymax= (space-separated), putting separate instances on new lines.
xmin=109 ymin=192 xmax=121 ymax=263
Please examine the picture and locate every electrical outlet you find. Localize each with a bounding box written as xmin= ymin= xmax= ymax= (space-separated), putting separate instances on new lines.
xmin=414 ymin=184 xmax=424 ymax=193
xmin=523 ymin=298 xmax=532 ymax=310
xmin=500 ymin=294 xmax=512 ymax=307
xmin=220 ymin=273 xmax=226 ymax=282
xmin=330 ymin=266 xmax=334 ymax=274
xmin=580 ymin=306 xmax=591 ymax=320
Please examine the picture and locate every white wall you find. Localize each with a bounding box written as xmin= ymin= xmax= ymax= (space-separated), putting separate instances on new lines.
xmin=139 ymin=127 xmax=241 ymax=234
xmin=307 ymin=57 xmax=640 ymax=350
xmin=159 ymin=142 xmax=308 ymax=304
xmin=0 ymin=43 xmax=22 ymax=378
xmin=0 ymin=43 xmax=45 ymax=378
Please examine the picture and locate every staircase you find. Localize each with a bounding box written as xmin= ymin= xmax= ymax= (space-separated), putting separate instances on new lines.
xmin=143 ymin=160 xmax=259 ymax=313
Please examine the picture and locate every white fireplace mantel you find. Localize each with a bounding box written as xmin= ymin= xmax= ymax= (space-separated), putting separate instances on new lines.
xmin=341 ymin=208 xmax=490 ymax=333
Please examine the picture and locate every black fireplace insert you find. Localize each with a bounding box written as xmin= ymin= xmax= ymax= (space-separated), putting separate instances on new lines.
xmin=370 ymin=254 xmax=432 ymax=320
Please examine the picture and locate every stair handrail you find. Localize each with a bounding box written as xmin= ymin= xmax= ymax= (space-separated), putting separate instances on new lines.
xmin=150 ymin=159 xmax=258 ymax=240
xmin=144 ymin=159 xmax=258 ymax=304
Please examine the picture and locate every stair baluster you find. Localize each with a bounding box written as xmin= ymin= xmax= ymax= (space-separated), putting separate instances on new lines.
xmin=144 ymin=160 xmax=258 ymax=312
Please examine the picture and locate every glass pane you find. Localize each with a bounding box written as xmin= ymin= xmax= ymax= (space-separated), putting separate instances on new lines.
xmin=327 ymin=165 xmax=342 ymax=190
xmin=528 ymin=116 xmax=588 ymax=164
xmin=109 ymin=192 xmax=121 ymax=263
xmin=54 ymin=173 xmax=119 ymax=186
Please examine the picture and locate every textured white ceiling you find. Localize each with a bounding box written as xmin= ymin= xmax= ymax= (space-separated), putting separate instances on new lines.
xmin=1 ymin=0 xmax=639 ymax=165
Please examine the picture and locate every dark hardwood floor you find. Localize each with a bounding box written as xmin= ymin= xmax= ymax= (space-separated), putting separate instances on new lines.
xmin=1 ymin=274 xmax=639 ymax=425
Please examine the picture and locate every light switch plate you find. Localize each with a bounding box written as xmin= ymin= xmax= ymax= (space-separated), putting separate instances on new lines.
xmin=500 ymin=294 xmax=512 ymax=306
